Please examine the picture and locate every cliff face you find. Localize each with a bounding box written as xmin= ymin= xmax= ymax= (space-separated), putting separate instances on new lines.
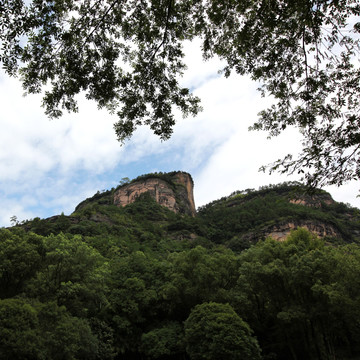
xmin=173 ymin=172 xmax=196 ymax=214
xmin=197 ymin=182 xmax=360 ymax=246
xmin=289 ymin=192 xmax=335 ymax=208
xmin=241 ymin=194 xmax=342 ymax=242
xmin=113 ymin=172 xmax=196 ymax=216
xmin=267 ymin=220 xmax=340 ymax=241
xmin=239 ymin=219 xmax=342 ymax=244
xmin=26 ymin=174 xmax=360 ymax=247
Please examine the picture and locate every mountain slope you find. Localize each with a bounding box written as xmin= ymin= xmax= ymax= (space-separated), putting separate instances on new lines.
xmin=2 ymin=172 xmax=360 ymax=360
xmin=23 ymin=176 xmax=360 ymax=248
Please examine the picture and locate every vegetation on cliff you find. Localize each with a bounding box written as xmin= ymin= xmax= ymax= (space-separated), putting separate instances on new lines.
xmin=75 ymin=171 xmax=194 ymax=214
xmin=2 ymin=180 xmax=360 ymax=359
xmin=197 ymin=182 xmax=360 ymax=247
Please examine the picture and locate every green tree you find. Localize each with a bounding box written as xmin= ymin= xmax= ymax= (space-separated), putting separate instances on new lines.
xmin=119 ymin=177 xmax=130 ymax=186
xmin=236 ymin=228 xmax=360 ymax=359
xmin=0 ymin=298 xmax=41 ymax=359
xmin=0 ymin=298 xmax=99 ymax=360
xmin=36 ymin=301 xmax=98 ymax=360
xmin=163 ymin=246 xmax=239 ymax=319
xmin=184 ymin=302 xmax=262 ymax=360
xmin=1 ymin=1 xmax=359 ymax=187
xmin=140 ymin=321 xmax=184 ymax=359
xmin=108 ymin=250 xmax=167 ymax=354
xmin=0 ymin=229 xmax=43 ymax=298
xmin=25 ymin=233 xmax=109 ymax=317
xmin=9 ymin=215 xmax=18 ymax=226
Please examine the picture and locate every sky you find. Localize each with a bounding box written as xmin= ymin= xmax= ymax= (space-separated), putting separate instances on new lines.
xmin=1 ymin=40 xmax=360 ymax=227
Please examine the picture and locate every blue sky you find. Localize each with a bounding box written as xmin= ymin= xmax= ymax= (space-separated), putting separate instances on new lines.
xmin=1 ymin=40 xmax=360 ymax=227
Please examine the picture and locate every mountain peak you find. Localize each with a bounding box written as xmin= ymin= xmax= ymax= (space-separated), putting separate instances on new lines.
xmin=113 ymin=171 xmax=196 ymax=216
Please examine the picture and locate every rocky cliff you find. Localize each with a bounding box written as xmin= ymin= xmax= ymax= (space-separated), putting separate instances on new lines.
xmin=113 ymin=171 xmax=196 ymax=216
xmin=266 ymin=220 xmax=341 ymax=241
xmin=239 ymin=217 xmax=344 ymax=243
xmin=22 ymin=174 xmax=360 ymax=246
xmin=197 ymin=182 xmax=360 ymax=245
xmin=289 ymin=192 xmax=335 ymax=208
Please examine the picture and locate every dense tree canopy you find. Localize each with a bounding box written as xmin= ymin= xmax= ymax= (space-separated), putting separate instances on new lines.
xmin=1 ymin=1 xmax=360 ymax=184
xmin=2 ymin=183 xmax=360 ymax=359
xmin=2 ymin=221 xmax=360 ymax=359
xmin=184 ymin=302 xmax=262 ymax=360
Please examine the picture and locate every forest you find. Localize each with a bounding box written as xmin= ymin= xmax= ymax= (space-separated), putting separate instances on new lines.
xmin=2 ymin=1 xmax=360 ymax=358
xmin=1 ymin=180 xmax=360 ymax=360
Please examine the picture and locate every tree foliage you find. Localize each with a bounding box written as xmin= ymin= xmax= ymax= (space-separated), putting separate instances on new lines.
xmin=235 ymin=229 xmax=360 ymax=359
xmin=1 ymin=1 xmax=360 ymax=186
xmin=140 ymin=322 xmax=184 ymax=359
xmin=0 ymin=298 xmax=98 ymax=360
xmin=184 ymin=302 xmax=262 ymax=360
xmin=2 ymin=183 xmax=360 ymax=358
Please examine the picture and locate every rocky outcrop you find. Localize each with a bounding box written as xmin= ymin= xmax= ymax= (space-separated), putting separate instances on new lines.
xmin=173 ymin=172 xmax=196 ymax=214
xmin=113 ymin=172 xmax=196 ymax=216
xmin=240 ymin=219 xmax=342 ymax=243
xmin=267 ymin=220 xmax=340 ymax=241
xmin=289 ymin=192 xmax=334 ymax=208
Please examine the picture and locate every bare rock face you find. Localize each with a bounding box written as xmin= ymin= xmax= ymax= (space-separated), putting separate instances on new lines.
xmin=113 ymin=171 xmax=196 ymax=216
xmin=242 ymin=220 xmax=342 ymax=243
xmin=289 ymin=193 xmax=334 ymax=208
xmin=267 ymin=220 xmax=340 ymax=241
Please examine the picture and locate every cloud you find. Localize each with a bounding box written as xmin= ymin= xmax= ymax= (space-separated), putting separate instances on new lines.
xmin=193 ymin=125 xmax=303 ymax=207
xmin=1 ymin=37 xmax=360 ymax=227
xmin=0 ymin=75 xmax=129 ymax=173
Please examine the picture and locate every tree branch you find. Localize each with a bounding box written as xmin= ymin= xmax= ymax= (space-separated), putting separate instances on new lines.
xmin=148 ymin=0 xmax=173 ymax=63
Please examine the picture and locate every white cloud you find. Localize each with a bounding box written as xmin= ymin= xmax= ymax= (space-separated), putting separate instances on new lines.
xmin=193 ymin=125 xmax=303 ymax=207
xmin=1 ymin=36 xmax=360 ymax=227
xmin=181 ymin=39 xmax=225 ymax=89
xmin=0 ymin=75 xmax=126 ymax=177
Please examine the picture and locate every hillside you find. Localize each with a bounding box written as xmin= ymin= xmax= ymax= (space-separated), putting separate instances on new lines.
xmin=2 ymin=172 xmax=360 ymax=360
xmin=22 ymin=175 xmax=360 ymax=247
xmin=75 ymin=171 xmax=196 ymax=216
xmin=197 ymin=182 xmax=360 ymax=247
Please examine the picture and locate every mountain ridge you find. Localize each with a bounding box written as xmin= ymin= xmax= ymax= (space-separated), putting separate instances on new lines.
xmin=3 ymin=171 xmax=360 ymax=360
xmin=19 ymin=172 xmax=360 ymax=245
xmin=74 ymin=171 xmax=195 ymax=215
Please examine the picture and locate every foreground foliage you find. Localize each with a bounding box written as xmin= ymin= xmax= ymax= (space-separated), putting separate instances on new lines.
xmin=184 ymin=302 xmax=262 ymax=360
xmin=1 ymin=1 xmax=360 ymax=187
xmin=2 ymin=191 xmax=360 ymax=360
